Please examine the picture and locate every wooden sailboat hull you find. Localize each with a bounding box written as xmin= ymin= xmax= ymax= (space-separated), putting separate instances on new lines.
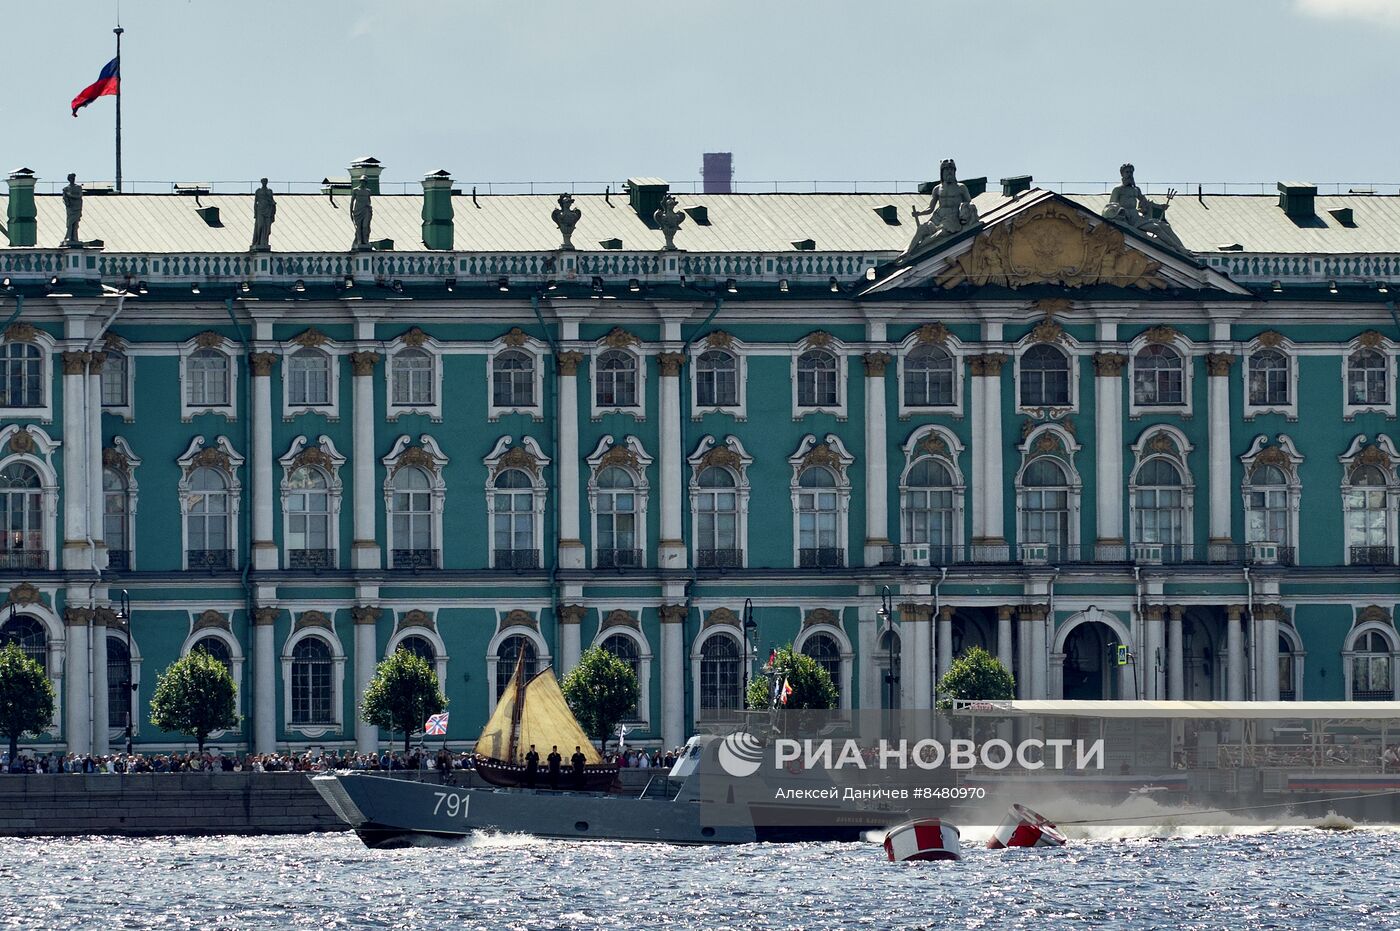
xmin=474 ymin=755 xmax=620 ymax=792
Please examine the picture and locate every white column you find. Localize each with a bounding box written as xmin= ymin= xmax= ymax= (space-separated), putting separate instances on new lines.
xmin=63 ymin=608 xmax=91 ymax=754
xmin=657 ymin=354 xmax=686 ymax=569
xmin=1016 ymin=611 xmax=1035 ymax=699
xmin=1207 ymin=354 xmax=1234 ymax=555
xmin=903 ymin=605 xmax=932 ymax=711
xmin=350 ymin=352 xmax=381 ymax=570
xmin=660 ymin=605 xmax=685 ymax=749
xmin=863 ymin=353 xmax=891 ymax=566
xmin=1260 ymin=606 xmax=1280 ymax=702
xmin=1226 ymin=604 xmax=1245 ymax=701
xmin=249 ymin=353 xmax=277 ymax=570
xmin=997 ymin=606 xmax=1014 ymax=679
xmin=557 ymin=352 xmax=585 ymax=570
xmin=970 ymin=355 xmax=1009 ymax=552
xmin=90 ymin=612 xmax=109 ymax=755
xmin=1094 ymin=353 xmax=1126 ymax=556
xmin=1030 ymin=607 xmax=1048 ymax=700
xmin=353 ymin=607 xmax=379 ymax=754
xmin=60 ymin=352 xmax=90 ymax=571
xmin=1167 ymin=605 xmax=1184 ymax=700
xmin=87 ymin=358 xmax=105 ymax=566
xmin=559 ymin=605 xmax=583 ymax=677
xmin=857 ymin=602 xmax=878 ymax=710
xmin=936 ymin=605 xmax=954 ymax=685
xmin=253 ymin=608 xmax=278 ymax=755
xmin=1145 ymin=606 xmax=1165 ymax=700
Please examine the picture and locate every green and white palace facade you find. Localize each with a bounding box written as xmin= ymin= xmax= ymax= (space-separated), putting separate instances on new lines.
xmin=1 ymin=160 xmax=1399 ymax=754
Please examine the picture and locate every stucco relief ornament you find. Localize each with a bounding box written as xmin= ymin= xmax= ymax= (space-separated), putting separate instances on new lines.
xmin=552 ymin=193 xmax=582 ymax=251
xmin=699 ymin=443 xmax=742 ymax=472
xmin=914 ymin=322 xmax=950 ymax=346
xmin=918 ymin=433 xmax=950 ymax=458
xmin=292 ymin=327 xmax=328 ymax=348
xmin=604 ymin=328 xmax=638 ymax=349
xmin=499 ymin=445 xmax=541 ymax=476
xmin=899 ymin=158 xmax=979 ymax=263
xmin=654 ymin=194 xmax=686 ymax=251
xmin=8 ymin=428 xmax=34 ymax=455
xmin=1101 ymin=163 xmax=1187 ymax=253
xmin=599 ymin=444 xmax=640 ymax=471
xmin=602 ymin=609 xmax=640 ymax=631
xmin=1358 ymin=330 xmax=1385 ymax=349
xmin=503 ymin=327 xmax=529 ymax=348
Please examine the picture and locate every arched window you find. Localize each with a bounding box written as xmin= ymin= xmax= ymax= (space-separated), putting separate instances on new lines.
xmin=1021 ymin=458 xmax=1070 ymax=559
xmin=695 ymin=467 xmax=739 ymax=568
xmin=107 ymin=637 xmax=131 ymax=729
xmin=492 ymin=468 xmax=536 ymax=568
xmin=797 ymin=467 xmax=841 ymax=567
xmin=1134 ymin=458 xmax=1186 ymax=556
xmin=904 ymin=344 xmax=955 ymax=407
xmin=903 ymin=458 xmax=955 ymax=555
xmin=0 ymin=342 xmax=43 ymax=408
xmin=101 ymin=350 xmax=128 ymax=408
xmin=1278 ymin=635 xmax=1296 ymax=702
xmin=1133 ymin=345 xmax=1184 ymax=406
xmin=601 ymin=633 xmax=641 ymax=719
xmin=187 ymin=348 xmax=230 ymax=407
xmin=287 ymin=347 xmax=331 ymax=407
xmin=0 ymin=462 xmax=44 ymax=569
xmin=391 ymin=348 xmax=434 ymax=406
xmin=1347 ymin=349 xmax=1388 ymax=407
xmin=186 ymin=466 xmax=231 ymax=569
xmin=103 ymin=467 xmax=130 ymax=569
xmin=596 ymin=467 xmax=640 ymax=568
xmin=496 ymin=634 xmax=537 ymax=698
xmin=290 ymin=637 xmax=334 ymax=725
xmin=1344 ymin=464 xmax=1390 ymax=565
xmin=801 ymin=632 xmax=842 ymax=703
xmin=1248 ymin=349 xmax=1289 ymax=406
xmin=390 ymin=467 xmax=435 ymax=569
xmin=1020 ymin=345 xmax=1070 ymax=407
xmin=878 ymin=628 xmax=901 ymax=709
xmin=696 ymin=350 xmax=738 ymax=408
xmin=699 ymin=634 xmax=741 ymax=714
xmin=492 ymin=349 xmax=535 ymax=408
xmin=1352 ymin=630 xmax=1393 ymax=701
xmin=397 ymin=634 xmax=435 ymax=665
xmin=796 ymin=349 xmax=838 ymax=407
xmin=0 ymin=615 xmax=46 ymax=672
xmin=1245 ymin=464 xmax=1289 ymax=547
xmin=285 ymin=467 xmax=331 ymax=568
xmin=191 ymin=635 xmax=232 ymax=670
xmin=596 ymin=350 xmax=638 ymax=408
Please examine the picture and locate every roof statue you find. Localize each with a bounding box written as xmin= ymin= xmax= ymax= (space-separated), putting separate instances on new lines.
xmin=654 ymin=193 xmax=686 ymax=251
xmin=552 ymin=192 xmax=582 ymax=251
xmin=350 ymin=177 xmax=373 ymax=251
xmin=899 ymin=159 xmax=979 ymax=263
xmin=1101 ymin=163 xmax=1187 ymax=253
xmin=250 ymin=178 xmax=276 ymax=252
xmin=61 ymin=173 xmax=83 ymax=247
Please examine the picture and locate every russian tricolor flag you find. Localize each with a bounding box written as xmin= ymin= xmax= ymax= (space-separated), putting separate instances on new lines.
xmin=71 ymin=57 xmax=119 ymax=117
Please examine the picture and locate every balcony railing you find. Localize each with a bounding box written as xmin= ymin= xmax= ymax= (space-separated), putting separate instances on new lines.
xmin=0 ymin=551 xmax=47 ymax=570
xmin=1353 ymin=689 xmax=1396 ymax=701
xmin=875 ymin=542 xmax=1307 ymax=567
xmin=596 ymin=549 xmax=642 ymax=570
xmin=1350 ymin=545 xmax=1397 ymax=566
xmin=799 ymin=547 xmax=845 ymax=569
xmin=106 ymin=549 xmax=130 ymax=572
xmin=391 ymin=548 xmax=438 ymax=570
xmin=187 ymin=549 xmax=233 ymax=571
xmin=697 ymin=548 xmax=743 ymax=569
xmin=288 ymin=548 xmax=335 ymax=570
xmin=494 ymin=548 xmax=540 ymax=570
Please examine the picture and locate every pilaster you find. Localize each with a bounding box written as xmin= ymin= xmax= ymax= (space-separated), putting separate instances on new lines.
xmin=350 ymin=351 xmax=381 ymax=569
xmin=1207 ymin=353 xmax=1235 ymax=553
xmin=656 ymin=352 xmax=687 ymax=568
xmin=63 ymin=606 xmax=92 ymax=755
xmin=935 ymin=604 xmax=954 ymax=685
xmin=996 ymin=605 xmax=1014 ymax=681
xmin=253 ymin=606 xmax=279 ymax=755
xmin=60 ymin=351 xmax=91 ymax=571
xmin=557 ymin=351 xmax=586 ymax=569
xmin=352 ymin=605 xmax=381 ymax=754
xmin=249 ymin=352 xmax=279 ymax=570
xmin=659 ymin=603 xmax=687 ymax=749
xmin=1166 ymin=604 xmax=1184 ymax=700
xmin=899 ymin=603 xmax=932 ymax=710
xmin=863 ymin=351 xmax=892 ymax=565
xmin=558 ymin=603 xmax=586 ymax=676
xmin=970 ymin=353 xmax=1007 ymax=549
xmin=1226 ymin=604 xmax=1246 ymax=701
xmin=1093 ymin=352 xmax=1127 ymax=554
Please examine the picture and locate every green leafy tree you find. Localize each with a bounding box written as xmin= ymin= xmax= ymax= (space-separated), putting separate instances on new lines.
xmin=935 ymin=645 xmax=1015 ymax=710
xmin=149 ymin=649 xmax=238 ymax=753
xmin=0 ymin=642 xmax=55 ymax=767
xmin=746 ymin=645 xmax=838 ymax=711
xmin=362 ymin=648 xmax=447 ymax=753
xmin=561 ymin=646 xmax=638 ymax=750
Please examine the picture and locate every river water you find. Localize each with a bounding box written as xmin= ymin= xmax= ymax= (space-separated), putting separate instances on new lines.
xmin=1 ymin=822 xmax=1397 ymax=930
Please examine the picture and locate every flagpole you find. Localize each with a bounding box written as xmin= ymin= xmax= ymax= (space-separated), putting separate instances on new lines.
xmin=113 ymin=25 xmax=123 ymax=192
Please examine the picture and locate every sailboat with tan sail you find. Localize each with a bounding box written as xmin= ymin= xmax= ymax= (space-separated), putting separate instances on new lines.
xmin=473 ymin=652 xmax=620 ymax=791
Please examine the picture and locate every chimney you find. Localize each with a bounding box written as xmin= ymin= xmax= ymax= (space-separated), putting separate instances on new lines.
xmin=626 ymin=178 xmax=670 ymax=225
xmin=702 ymin=152 xmax=733 ymax=194
xmin=6 ymin=168 xmax=37 ymax=247
xmin=349 ymin=156 xmax=383 ymax=195
xmin=1001 ymin=175 xmax=1033 ymax=197
xmin=961 ymin=176 xmax=988 ymax=198
xmin=1277 ymin=181 xmax=1317 ymax=220
xmin=421 ymin=169 xmax=455 ymax=251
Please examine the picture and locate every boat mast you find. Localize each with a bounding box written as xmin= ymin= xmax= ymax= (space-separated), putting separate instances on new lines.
xmin=506 ymin=651 xmax=527 ymax=762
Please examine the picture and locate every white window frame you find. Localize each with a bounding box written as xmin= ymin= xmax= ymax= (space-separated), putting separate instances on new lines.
xmin=690 ymin=333 xmax=748 ymax=421
xmin=1338 ymin=435 xmax=1400 ymax=566
xmin=0 ymin=326 xmax=56 ymax=422
xmin=897 ymin=328 xmax=964 ymax=419
xmin=179 ymin=333 xmax=237 ymax=422
xmin=102 ymin=436 xmax=141 ymax=570
xmin=278 ymin=435 xmax=346 ymax=571
xmin=898 ymin=425 xmax=966 ymax=556
xmin=1341 ymin=334 xmax=1397 ymax=420
xmin=100 ymin=338 xmax=134 ymax=421
xmin=487 ymin=330 xmax=546 ymax=421
xmin=590 ymin=331 xmax=647 ymax=421
xmin=586 ymin=435 xmax=653 ymax=569
xmin=104 ymin=628 xmax=142 ymax=742
xmin=1342 ymin=616 xmax=1399 ymax=701
xmin=386 ymin=614 xmax=449 ymax=690
xmin=282 ymin=619 xmax=346 ymax=738
xmin=0 ymin=424 xmax=61 ymax=571
xmin=592 ymin=621 xmax=653 ymax=729
xmin=180 ymin=621 xmax=245 ymax=738
xmin=788 ymin=434 xmax=855 ymax=568
xmin=1239 ymin=434 xmax=1303 ymax=558
xmin=382 ymin=435 xmax=449 ymax=569
xmin=385 ymin=328 xmax=443 ymax=422
xmin=1127 ymin=426 xmax=1196 ymax=555
xmin=483 ymin=436 xmax=551 ymax=569
xmin=791 ymin=333 xmax=848 ymax=420
xmin=1127 ymin=330 xmax=1194 ymax=417
xmin=691 ymin=623 xmax=747 ymax=725
xmin=1277 ymin=623 xmax=1305 ymax=701
xmin=1243 ymin=334 xmax=1298 ymax=420
xmin=1015 ymin=423 xmax=1083 ymax=558
xmin=794 ymin=622 xmax=854 ymax=711
xmin=485 ymin=623 xmax=550 ymax=716
xmin=687 ymin=435 xmax=753 ymax=569
xmin=1014 ymin=334 xmax=1079 ymax=416
xmin=281 ymin=330 xmax=340 ymax=420
xmin=176 ymin=436 xmax=244 ymax=571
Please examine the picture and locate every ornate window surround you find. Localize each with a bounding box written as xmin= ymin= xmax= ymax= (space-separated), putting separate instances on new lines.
xmin=3 ymin=598 xmax=66 ymax=732
xmin=179 ymin=331 xmax=238 ymax=422
xmin=385 ymin=327 xmax=443 ymax=422
xmin=0 ymin=425 xmax=61 ymax=571
xmin=102 ymin=437 xmax=141 ymax=570
xmin=105 ymin=625 xmax=142 ymax=741
xmin=1127 ymin=425 xmax=1196 ymax=551
xmin=483 ymin=436 xmax=551 ymax=569
xmin=896 ymin=323 xmax=964 ymax=419
xmin=590 ymin=328 xmax=647 ymax=421
xmin=586 ymin=435 xmax=653 ymax=569
xmin=1013 ymin=322 xmax=1080 ymax=416
xmin=485 ymin=618 xmax=550 ymax=716
xmin=100 ymin=334 xmax=134 ymax=421
xmin=898 ymin=424 xmax=966 ymax=552
xmin=1338 ymin=435 xmax=1400 ymax=566
xmin=787 ymin=434 xmax=855 ymax=568
xmin=0 ymin=323 xmax=55 ymax=422
xmin=790 ymin=331 xmax=848 ymax=420
xmin=690 ymin=618 xmax=747 ymax=725
xmin=592 ymin=614 xmax=653 ymax=729
xmin=180 ymin=611 xmax=245 ymax=737
xmin=1341 ymin=331 xmax=1397 ymax=420
xmin=1239 ymin=434 xmax=1304 ymax=555
xmin=487 ymin=328 xmax=546 ymax=422
xmin=793 ymin=616 xmax=854 ymax=711
xmin=1014 ymin=422 xmax=1083 ymax=556
xmin=280 ymin=328 xmax=341 ymax=421
xmin=689 ymin=330 xmax=748 ymax=421
xmin=1342 ymin=608 xmax=1398 ymax=700
xmin=1127 ymin=325 xmax=1194 ymax=417
xmin=382 ymin=435 xmax=450 ymax=566
xmin=278 ymin=435 xmax=346 ymax=570
xmin=1242 ymin=332 xmax=1298 ymax=420
xmin=687 ymin=435 xmax=754 ymax=569
xmin=281 ymin=612 xmax=347 ymax=739
xmin=176 ymin=436 xmax=244 ymax=571
xmin=386 ymin=609 xmax=449 ymax=687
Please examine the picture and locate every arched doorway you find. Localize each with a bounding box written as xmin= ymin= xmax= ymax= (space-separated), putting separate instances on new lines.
xmin=1054 ymin=610 xmax=1132 ymax=700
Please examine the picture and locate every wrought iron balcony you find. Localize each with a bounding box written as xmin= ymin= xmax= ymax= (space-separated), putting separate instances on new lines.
xmin=1350 ymin=545 xmax=1396 ymax=566
xmin=289 ymin=548 xmax=335 ymax=570
xmin=391 ymin=548 xmax=438 ymax=570
xmin=697 ymin=548 xmax=742 ymax=569
xmin=596 ymin=548 xmax=642 ymax=570
xmin=494 ymin=548 xmax=540 ymax=570
xmin=1353 ymin=689 xmax=1395 ymax=701
xmin=187 ymin=549 xmax=233 ymax=571
xmin=799 ymin=547 xmax=845 ymax=569
xmin=0 ymin=550 xmax=46 ymax=570
xmin=106 ymin=549 xmax=131 ymax=572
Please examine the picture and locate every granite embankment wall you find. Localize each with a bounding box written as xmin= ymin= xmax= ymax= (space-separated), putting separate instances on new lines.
xmin=0 ymin=769 xmax=659 ymax=836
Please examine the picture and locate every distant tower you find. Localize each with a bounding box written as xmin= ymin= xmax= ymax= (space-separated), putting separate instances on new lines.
xmin=702 ymin=152 xmax=734 ymax=194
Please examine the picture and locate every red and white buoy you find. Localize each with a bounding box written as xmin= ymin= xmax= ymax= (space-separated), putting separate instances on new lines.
xmin=986 ymin=804 xmax=1067 ymax=849
xmin=883 ymin=818 xmax=962 ymax=862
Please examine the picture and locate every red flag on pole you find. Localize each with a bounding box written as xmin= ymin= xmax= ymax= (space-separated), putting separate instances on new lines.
xmin=72 ymin=57 xmax=120 ymax=117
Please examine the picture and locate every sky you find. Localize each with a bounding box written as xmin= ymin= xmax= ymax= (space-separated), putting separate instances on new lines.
xmin=6 ymin=0 xmax=1400 ymax=193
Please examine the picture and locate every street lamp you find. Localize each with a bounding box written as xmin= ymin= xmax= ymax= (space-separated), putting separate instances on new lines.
xmin=741 ymin=598 xmax=758 ymax=701
xmin=115 ymin=589 xmax=133 ymax=757
xmin=877 ymin=585 xmax=896 ymax=712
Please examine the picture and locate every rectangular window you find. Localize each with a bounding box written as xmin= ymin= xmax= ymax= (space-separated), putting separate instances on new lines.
xmin=101 ymin=353 xmax=128 ymax=407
